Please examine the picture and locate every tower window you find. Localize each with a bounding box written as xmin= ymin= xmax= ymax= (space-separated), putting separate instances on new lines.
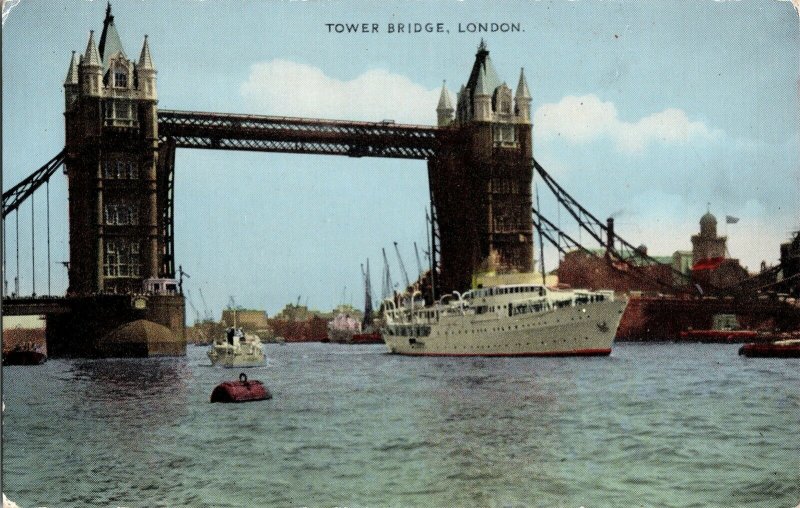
xmin=103 ymin=158 xmax=139 ymax=179
xmin=104 ymin=239 xmax=141 ymax=278
xmin=104 ymin=202 xmax=139 ymax=225
xmin=493 ymin=125 xmax=517 ymax=145
xmin=114 ymin=71 xmax=128 ymax=88
xmin=104 ymin=100 xmax=137 ymax=127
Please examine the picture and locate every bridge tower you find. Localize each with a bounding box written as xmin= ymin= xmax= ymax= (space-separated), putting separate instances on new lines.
xmin=430 ymin=41 xmax=534 ymax=293
xmin=64 ymin=4 xmax=162 ymax=295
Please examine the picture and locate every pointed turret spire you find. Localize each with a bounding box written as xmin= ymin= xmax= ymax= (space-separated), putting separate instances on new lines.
xmin=515 ymin=67 xmax=531 ymax=100
xmin=64 ymin=51 xmax=79 ymax=85
xmin=136 ymin=34 xmax=157 ymax=99
xmin=436 ymin=81 xmax=453 ymax=111
xmin=474 ymin=66 xmax=490 ymax=97
xmin=436 ymin=81 xmax=454 ymax=127
xmin=83 ymin=30 xmax=102 ymax=67
xmin=98 ymin=2 xmax=126 ymax=66
xmin=138 ymin=35 xmax=155 ymax=70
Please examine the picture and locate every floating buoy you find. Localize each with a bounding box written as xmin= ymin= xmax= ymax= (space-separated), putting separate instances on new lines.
xmin=210 ymin=372 xmax=272 ymax=403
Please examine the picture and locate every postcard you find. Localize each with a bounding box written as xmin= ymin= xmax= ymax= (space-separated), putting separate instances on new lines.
xmin=2 ymin=1 xmax=799 ymax=507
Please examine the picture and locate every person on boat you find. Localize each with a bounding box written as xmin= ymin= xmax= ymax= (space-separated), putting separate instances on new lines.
xmin=227 ymin=327 xmax=235 ymax=345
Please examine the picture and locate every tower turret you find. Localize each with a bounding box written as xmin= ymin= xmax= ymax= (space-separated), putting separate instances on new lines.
xmin=436 ymin=81 xmax=454 ymax=127
xmin=80 ymin=31 xmax=103 ymax=96
xmin=137 ymin=35 xmax=157 ymax=100
xmin=700 ymin=211 xmax=717 ymax=238
xmin=514 ymin=67 xmax=532 ymax=123
xmin=473 ymin=67 xmax=492 ymax=122
xmin=64 ymin=51 xmax=80 ymax=111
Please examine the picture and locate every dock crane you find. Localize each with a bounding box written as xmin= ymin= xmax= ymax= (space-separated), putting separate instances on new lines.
xmin=186 ymin=289 xmax=202 ymax=325
xmin=381 ymin=248 xmax=393 ymax=300
xmin=394 ymin=242 xmax=411 ymax=292
xmin=198 ymin=287 xmax=213 ymax=321
xmin=361 ymin=259 xmax=374 ymax=327
xmin=413 ymin=242 xmax=424 ymax=278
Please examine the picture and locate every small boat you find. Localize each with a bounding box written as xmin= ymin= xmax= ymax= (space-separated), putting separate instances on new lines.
xmin=327 ymin=313 xmax=361 ymax=343
xmin=207 ymin=327 xmax=266 ymax=367
xmin=2 ymin=343 xmax=47 ymax=366
xmin=679 ymin=329 xmax=759 ymax=342
xmin=350 ymin=331 xmax=384 ymax=344
xmin=210 ymin=372 xmax=272 ymax=403
xmin=739 ymin=338 xmax=800 ymax=358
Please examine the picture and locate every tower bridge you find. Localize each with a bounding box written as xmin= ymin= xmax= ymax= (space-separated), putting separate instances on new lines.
xmin=2 ymin=6 xmax=536 ymax=357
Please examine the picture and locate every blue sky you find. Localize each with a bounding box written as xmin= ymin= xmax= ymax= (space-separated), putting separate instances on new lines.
xmin=3 ymin=0 xmax=799 ymax=317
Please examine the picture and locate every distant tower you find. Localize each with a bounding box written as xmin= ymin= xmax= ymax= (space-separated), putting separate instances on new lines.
xmin=691 ymin=211 xmax=727 ymax=262
xmin=64 ymin=4 xmax=161 ymax=294
xmin=436 ymin=81 xmax=454 ymax=127
xmin=429 ymin=41 xmax=534 ymax=292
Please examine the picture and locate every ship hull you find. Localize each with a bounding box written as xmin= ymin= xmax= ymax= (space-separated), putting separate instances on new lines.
xmin=383 ymin=300 xmax=626 ymax=357
xmin=207 ymin=347 xmax=266 ymax=368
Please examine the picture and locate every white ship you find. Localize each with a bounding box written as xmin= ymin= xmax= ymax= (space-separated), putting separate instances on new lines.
xmin=207 ymin=327 xmax=266 ymax=367
xmin=382 ymin=284 xmax=627 ymax=356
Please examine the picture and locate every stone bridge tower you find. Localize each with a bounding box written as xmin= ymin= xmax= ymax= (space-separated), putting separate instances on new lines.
xmin=64 ymin=4 xmax=161 ymax=295
xmin=430 ymin=41 xmax=534 ymax=293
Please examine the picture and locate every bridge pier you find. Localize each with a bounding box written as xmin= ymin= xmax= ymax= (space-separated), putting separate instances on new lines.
xmin=45 ymin=294 xmax=185 ymax=358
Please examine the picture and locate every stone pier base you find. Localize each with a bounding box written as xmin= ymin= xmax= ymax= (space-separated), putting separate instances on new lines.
xmin=46 ymin=294 xmax=186 ymax=358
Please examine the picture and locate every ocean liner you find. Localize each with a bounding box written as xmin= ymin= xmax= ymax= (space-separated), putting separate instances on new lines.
xmin=382 ymin=284 xmax=626 ymax=356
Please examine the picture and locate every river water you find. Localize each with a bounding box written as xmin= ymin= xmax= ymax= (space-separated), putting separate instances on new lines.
xmin=2 ymin=342 xmax=799 ymax=507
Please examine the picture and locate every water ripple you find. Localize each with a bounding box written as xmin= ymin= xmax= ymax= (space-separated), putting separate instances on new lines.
xmin=2 ymin=342 xmax=799 ymax=507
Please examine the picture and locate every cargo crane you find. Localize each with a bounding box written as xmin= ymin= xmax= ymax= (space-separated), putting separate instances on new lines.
xmin=425 ymin=208 xmax=437 ymax=301
xmin=394 ymin=242 xmax=411 ymax=292
xmin=414 ymin=242 xmax=424 ymax=278
xmin=186 ymin=289 xmax=202 ymax=325
xmin=198 ymin=287 xmax=213 ymax=321
xmin=361 ymin=259 xmax=374 ymax=328
xmin=381 ymin=248 xmax=393 ymax=300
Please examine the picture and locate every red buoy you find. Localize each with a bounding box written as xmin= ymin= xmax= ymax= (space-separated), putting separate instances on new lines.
xmin=210 ymin=373 xmax=272 ymax=403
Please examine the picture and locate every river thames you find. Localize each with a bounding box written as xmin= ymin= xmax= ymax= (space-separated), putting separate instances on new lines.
xmin=2 ymin=342 xmax=799 ymax=507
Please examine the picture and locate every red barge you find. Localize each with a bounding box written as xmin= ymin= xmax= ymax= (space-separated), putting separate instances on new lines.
xmin=739 ymin=339 xmax=800 ymax=358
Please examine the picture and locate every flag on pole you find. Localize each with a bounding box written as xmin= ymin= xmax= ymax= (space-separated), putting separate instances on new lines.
xmin=726 ymin=216 xmax=739 ymax=224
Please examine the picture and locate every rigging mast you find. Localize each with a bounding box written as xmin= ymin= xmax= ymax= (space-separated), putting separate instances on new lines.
xmin=394 ymin=242 xmax=411 ymax=292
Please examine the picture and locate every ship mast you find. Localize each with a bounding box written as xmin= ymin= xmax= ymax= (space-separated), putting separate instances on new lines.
xmin=394 ymin=242 xmax=411 ymax=293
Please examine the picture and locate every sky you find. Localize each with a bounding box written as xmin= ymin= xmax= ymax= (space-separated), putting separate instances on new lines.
xmin=2 ymin=0 xmax=799 ymax=318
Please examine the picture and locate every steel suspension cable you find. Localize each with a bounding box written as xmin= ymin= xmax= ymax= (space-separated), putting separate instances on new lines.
xmin=15 ymin=210 xmax=20 ymax=295
xmin=2 ymin=216 xmax=6 ymax=296
xmin=47 ymin=179 xmax=51 ymax=295
xmin=31 ymin=192 xmax=36 ymax=296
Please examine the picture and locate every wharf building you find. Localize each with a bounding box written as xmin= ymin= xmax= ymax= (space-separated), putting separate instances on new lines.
xmin=689 ymin=212 xmax=748 ymax=290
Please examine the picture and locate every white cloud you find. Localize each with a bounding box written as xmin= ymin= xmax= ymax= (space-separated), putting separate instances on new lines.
xmin=534 ymin=94 xmax=722 ymax=154
xmin=240 ymin=59 xmax=441 ymax=125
